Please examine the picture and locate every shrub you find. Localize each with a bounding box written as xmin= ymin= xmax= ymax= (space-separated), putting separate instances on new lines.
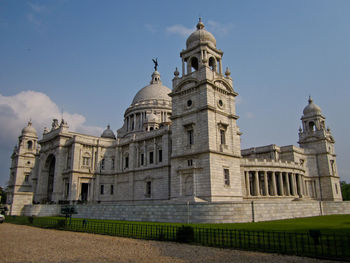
xmin=176 ymin=226 xmax=194 ymax=243
xmin=55 ymin=219 xmax=66 ymax=229
xmin=28 ymin=216 xmax=34 ymax=224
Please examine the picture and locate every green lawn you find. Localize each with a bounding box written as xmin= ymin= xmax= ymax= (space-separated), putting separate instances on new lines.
xmin=49 ymin=214 xmax=350 ymax=234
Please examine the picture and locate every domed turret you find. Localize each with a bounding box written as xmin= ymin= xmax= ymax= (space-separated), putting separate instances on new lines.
xmin=22 ymin=121 xmax=37 ymax=136
xmin=101 ymin=124 xmax=116 ymax=139
xmin=186 ymin=18 xmax=216 ymax=49
xmin=303 ymin=96 xmax=322 ymax=116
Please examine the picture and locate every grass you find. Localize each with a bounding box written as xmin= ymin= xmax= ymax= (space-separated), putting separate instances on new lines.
xmin=48 ymin=214 xmax=350 ymax=234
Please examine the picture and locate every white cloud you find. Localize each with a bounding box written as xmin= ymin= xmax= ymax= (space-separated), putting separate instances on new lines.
xmin=207 ymin=20 xmax=234 ymax=37
xmin=28 ymin=3 xmax=48 ymax=13
xmin=0 ymin=91 xmax=103 ymax=147
xmin=166 ymin=24 xmax=194 ymax=37
xmin=26 ymin=13 xmax=42 ymax=26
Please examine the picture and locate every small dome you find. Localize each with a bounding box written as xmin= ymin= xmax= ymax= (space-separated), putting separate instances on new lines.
xmin=303 ymin=96 xmax=322 ymax=116
xmin=132 ymin=71 xmax=171 ymax=105
xmin=22 ymin=121 xmax=37 ymax=136
xmin=101 ymin=125 xmax=116 ymax=139
xmin=186 ymin=18 xmax=216 ymax=49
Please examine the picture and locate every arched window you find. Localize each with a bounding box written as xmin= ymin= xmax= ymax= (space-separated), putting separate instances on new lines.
xmin=27 ymin=141 xmax=33 ymax=150
xmin=309 ymin=121 xmax=316 ymax=132
xmin=209 ymin=57 xmax=216 ymax=71
xmin=190 ymin=57 xmax=198 ymax=72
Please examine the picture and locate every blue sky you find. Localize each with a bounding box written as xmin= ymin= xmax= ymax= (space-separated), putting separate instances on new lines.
xmin=0 ymin=0 xmax=350 ymax=187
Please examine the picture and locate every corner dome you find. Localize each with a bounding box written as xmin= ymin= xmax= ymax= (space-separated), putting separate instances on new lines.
xmin=131 ymin=71 xmax=171 ymax=105
xmin=186 ymin=18 xmax=216 ymax=49
xmin=303 ymin=96 xmax=322 ymax=116
xmin=101 ymin=124 xmax=116 ymax=139
xmin=22 ymin=121 xmax=37 ymax=136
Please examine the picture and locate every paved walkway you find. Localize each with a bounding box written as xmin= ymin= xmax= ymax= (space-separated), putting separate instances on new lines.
xmin=0 ymin=223 xmax=339 ymax=263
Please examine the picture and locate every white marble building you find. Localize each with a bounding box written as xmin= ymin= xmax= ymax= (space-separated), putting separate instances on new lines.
xmin=7 ymin=19 xmax=342 ymax=216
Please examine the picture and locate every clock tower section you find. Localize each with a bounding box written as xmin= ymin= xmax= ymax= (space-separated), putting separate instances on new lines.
xmin=169 ymin=19 xmax=243 ymax=202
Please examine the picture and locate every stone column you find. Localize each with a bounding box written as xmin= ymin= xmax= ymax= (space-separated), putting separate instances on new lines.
xmin=285 ymin=172 xmax=290 ymax=196
xmin=278 ymin=172 xmax=283 ymax=196
xmin=290 ymin=173 xmax=296 ymax=196
xmin=182 ymin=58 xmax=185 ymax=75
xmin=297 ymin=174 xmax=303 ymax=197
xmin=140 ymin=112 xmax=143 ymax=129
xmin=263 ymin=171 xmax=269 ymax=196
xmin=303 ymin=176 xmax=308 ymax=196
xmin=254 ymin=171 xmax=260 ymax=196
xmin=245 ymin=171 xmax=251 ymax=196
xmin=272 ymin=171 xmax=277 ymax=196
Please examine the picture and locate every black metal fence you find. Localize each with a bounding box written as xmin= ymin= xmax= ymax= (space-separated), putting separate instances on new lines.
xmin=5 ymin=216 xmax=350 ymax=261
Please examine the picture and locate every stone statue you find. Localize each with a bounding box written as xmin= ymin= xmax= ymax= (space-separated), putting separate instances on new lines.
xmin=152 ymin=58 xmax=158 ymax=71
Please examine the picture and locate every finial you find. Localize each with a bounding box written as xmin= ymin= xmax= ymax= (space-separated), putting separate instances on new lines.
xmin=174 ymin=67 xmax=179 ymax=77
xmin=308 ymin=95 xmax=313 ymax=104
xmin=28 ymin=119 xmax=32 ymax=126
xmin=225 ymin=67 xmax=231 ymax=77
xmin=152 ymin=58 xmax=158 ymax=71
xmin=107 ymin=124 xmax=110 ymax=129
xmin=196 ymin=17 xmax=205 ymax=30
xmin=299 ymin=126 xmax=302 ymax=133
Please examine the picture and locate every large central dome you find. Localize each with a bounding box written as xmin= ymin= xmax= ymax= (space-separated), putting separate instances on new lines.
xmin=132 ymin=71 xmax=171 ymax=105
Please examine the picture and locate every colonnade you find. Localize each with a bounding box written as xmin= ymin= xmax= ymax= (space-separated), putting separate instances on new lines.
xmin=125 ymin=111 xmax=169 ymax=132
xmin=244 ymin=170 xmax=308 ymax=198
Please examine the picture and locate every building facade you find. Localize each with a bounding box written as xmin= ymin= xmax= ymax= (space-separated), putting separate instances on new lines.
xmin=7 ymin=19 xmax=342 ymax=216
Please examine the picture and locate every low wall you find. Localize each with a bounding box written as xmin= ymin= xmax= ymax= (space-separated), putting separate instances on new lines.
xmin=22 ymin=200 xmax=350 ymax=223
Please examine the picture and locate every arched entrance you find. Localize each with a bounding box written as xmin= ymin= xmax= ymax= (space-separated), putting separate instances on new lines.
xmin=45 ymin=155 xmax=55 ymax=202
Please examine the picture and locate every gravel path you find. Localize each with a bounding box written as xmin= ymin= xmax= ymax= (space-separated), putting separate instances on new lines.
xmin=0 ymin=223 xmax=340 ymax=263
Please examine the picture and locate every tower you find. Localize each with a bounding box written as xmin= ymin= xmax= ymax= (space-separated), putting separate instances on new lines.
xmin=7 ymin=121 xmax=38 ymax=215
xmin=298 ymin=97 xmax=342 ymax=201
xmin=170 ymin=19 xmax=242 ymax=202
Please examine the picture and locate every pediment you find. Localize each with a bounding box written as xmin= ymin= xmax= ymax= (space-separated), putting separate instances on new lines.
xmin=213 ymin=79 xmax=234 ymax=93
xmin=173 ymin=78 xmax=198 ymax=93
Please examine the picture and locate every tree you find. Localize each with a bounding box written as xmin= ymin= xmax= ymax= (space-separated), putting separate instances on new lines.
xmin=340 ymin=181 xmax=350 ymax=201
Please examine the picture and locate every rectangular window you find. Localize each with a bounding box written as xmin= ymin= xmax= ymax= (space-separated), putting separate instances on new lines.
xmin=65 ymin=183 xmax=69 ymax=197
xmin=224 ymin=169 xmax=230 ymax=186
xmin=188 ymin=130 xmax=194 ymax=145
xmin=100 ymin=185 xmax=104 ymax=195
xmin=111 ymin=185 xmax=114 ymax=195
xmin=141 ymin=153 xmax=144 ymax=166
xmin=335 ymin=183 xmax=338 ymax=194
xmin=83 ymin=157 xmax=90 ymax=166
xmin=101 ymin=158 xmax=105 ymax=170
xmin=146 ymin=181 xmax=152 ymax=197
xmin=187 ymin=159 xmax=193 ymax=166
xmin=125 ymin=156 xmax=129 ymax=168
xmin=149 ymin=151 xmax=154 ymax=164
xmin=158 ymin=149 xmax=162 ymax=163
xmin=24 ymin=174 xmax=29 ymax=183
xmin=220 ymin=129 xmax=226 ymax=145
xmin=112 ymin=158 xmax=115 ymax=169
